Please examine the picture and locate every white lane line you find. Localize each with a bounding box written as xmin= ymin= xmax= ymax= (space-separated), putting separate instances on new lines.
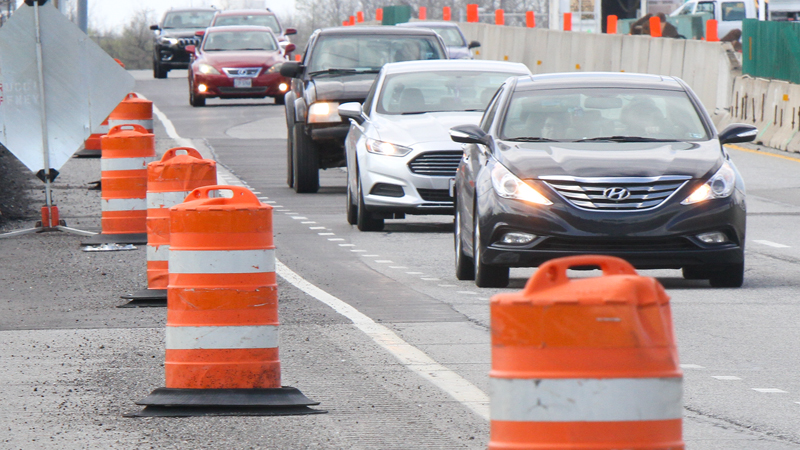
xmin=265 ymin=201 xmax=277 ymax=204
xmin=271 ymin=205 xmax=284 ymax=208
xmin=680 ymin=364 xmax=705 ymax=369
xmin=375 ymin=260 xmax=393 ymax=263
xmin=712 ymin=376 xmax=742 ymax=380
xmin=457 ymin=291 xmax=478 ymax=295
xmin=309 ymin=227 xmax=326 ymax=230
xmin=328 ymin=238 xmax=345 ymax=241
xmin=421 ymin=277 xmax=441 ymax=281
xmin=351 ymin=249 xmax=366 ymax=252
xmin=285 ymin=212 xmax=298 ymax=215
xmin=291 ymin=217 xmax=309 ymax=220
xmin=258 ymin=197 xmax=269 ymax=200
xmin=301 ymin=221 xmax=316 ymax=224
xmin=151 ymin=104 xmax=194 ymax=147
xmin=361 ymin=254 xmax=379 ymax=257
xmin=439 ymin=284 xmax=456 ymax=287
xmin=406 ymin=272 xmax=423 ymax=275
xmin=752 ymin=388 xmax=788 ymax=393
xmin=389 ymin=266 xmax=408 ymax=269
xmin=754 ymin=239 xmax=790 ymax=248
xmin=276 ymin=261 xmax=489 ymax=420
xmin=339 ymin=244 xmax=356 ymax=247
xmin=319 ymin=233 xmax=335 ymax=236
xmin=252 ymin=191 xmax=261 ymax=194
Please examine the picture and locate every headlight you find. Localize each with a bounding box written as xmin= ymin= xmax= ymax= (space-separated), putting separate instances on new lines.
xmin=197 ymin=63 xmax=220 ymax=75
xmin=365 ymin=138 xmax=413 ymax=157
xmin=158 ymin=37 xmax=179 ymax=45
xmin=491 ymin=163 xmax=552 ymax=205
xmin=308 ymin=102 xmax=340 ymax=123
xmin=681 ymin=161 xmax=736 ymax=205
xmin=266 ymin=63 xmax=282 ymax=73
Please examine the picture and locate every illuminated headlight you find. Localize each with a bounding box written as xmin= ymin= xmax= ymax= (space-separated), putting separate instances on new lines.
xmin=696 ymin=231 xmax=729 ymax=244
xmin=267 ymin=63 xmax=282 ymax=73
xmin=308 ymin=102 xmax=340 ymax=123
xmin=501 ymin=232 xmax=536 ymax=244
xmin=681 ymin=161 xmax=736 ymax=205
xmin=491 ymin=163 xmax=552 ymax=205
xmin=279 ymin=83 xmax=288 ymax=92
xmin=197 ymin=63 xmax=220 ymax=75
xmin=365 ymin=138 xmax=412 ymax=157
xmin=197 ymin=84 xmax=208 ymax=93
xmin=159 ymin=37 xmax=179 ymax=45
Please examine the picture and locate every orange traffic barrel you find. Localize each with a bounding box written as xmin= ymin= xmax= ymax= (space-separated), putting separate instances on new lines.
xmin=82 ymin=124 xmax=154 ymax=246
xmin=119 ymin=147 xmax=217 ymax=307
xmin=489 ymin=255 xmax=683 ymax=450
xmin=75 ymin=117 xmax=109 ymax=158
xmin=132 ymin=186 xmax=323 ymax=417
xmin=108 ymin=93 xmax=153 ymax=132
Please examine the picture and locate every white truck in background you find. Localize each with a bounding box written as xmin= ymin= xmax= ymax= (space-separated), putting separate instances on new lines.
xmin=766 ymin=0 xmax=800 ymax=20
xmin=670 ymin=0 xmax=756 ymax=37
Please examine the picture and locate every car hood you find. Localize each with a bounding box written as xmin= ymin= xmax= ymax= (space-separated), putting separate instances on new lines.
xmin=372 ymin=112 xmax=481 ymax=146
xmin=160 ymin=29 xmax=204 ymax=38
xmin=200 ymin=51 xmax=281 ymax=67
xmin=496 ymin=140 xmax=722 ymax=180
xmin=448 ymin=46 xmax=471 ymax=59
xmin=312 ymin=74 xmax=378 ymax=102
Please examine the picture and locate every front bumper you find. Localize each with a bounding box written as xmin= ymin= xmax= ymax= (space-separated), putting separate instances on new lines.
xmin=193 ymin=72 xmax=289 ymax=98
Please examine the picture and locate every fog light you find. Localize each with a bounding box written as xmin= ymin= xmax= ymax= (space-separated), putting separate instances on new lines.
xmin=279 ymin=82 xmax=288 ymax=92
xmin=197 ymin=84 xmax=208 ymax=93
xmin=501 ymin=232 xmax=536 ymax=245
xmin=696 ymin=231 xmax=729 ymax=244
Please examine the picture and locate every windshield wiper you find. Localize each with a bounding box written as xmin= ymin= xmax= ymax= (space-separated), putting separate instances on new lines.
xmin=400 ymin=111 xmax=427 ymax=115
xmin=505 ymin=137 xmax=556 ymax=142
xmin=308 ymin=68 xmax=380 ymax=76
xmin=574 ymin=136 xmax=675 ymax=142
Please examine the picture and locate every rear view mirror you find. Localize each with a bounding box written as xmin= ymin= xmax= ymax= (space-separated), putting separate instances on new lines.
xmin=149 ymin=24 xmax=159 ymax=31
xmin=284 ymin=43 xmax=296 ymax=54
xmin=194 ymin=30 xmax=206 ymax=37
xmin=284 ymin=28 xmax=298 ymax=36
xmin=450 ymin=124 xmax=488 ymax=145
xmin=718 ymin=123 xmax=758 ymax=144
xmin=468 ymin=41 xmax=481 ymax=49
xmin=280 ymin=61 xmax=303 ymax=78
xmin=338 ymin=102 xmax=364 ymax=124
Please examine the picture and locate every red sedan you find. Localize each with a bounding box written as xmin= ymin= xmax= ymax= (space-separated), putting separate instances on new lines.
xmin=187 ymin=26 xmax=294 ymax=107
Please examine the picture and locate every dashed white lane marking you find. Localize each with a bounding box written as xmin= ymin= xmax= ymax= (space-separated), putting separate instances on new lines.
xmin=361 ymin=254 xmax=379 ymax=257
xmin=265 ymin=201 xmax=277 ymax=204
xmin=681 ymin=364 xmax=705 ymax=369
xmin=291 ymin=217 xmax=308 ymax=220
xmin=389 ymin=266 xmax=408 ymax=269
xmin=406 ymin=272 xmax=423 ymax=275
xmin=271 ymin=205 xmax=284 ymax=208
xmin=421 ymin=277 xmax=441 ymax=281
xmin=712 ymin=376 xmax=742 ymax=380
xmin=439 ymin=284 xmax=456 ymax=287
xmin=285 ymin=212 xmax=298 ymax=215
xmin=752 ymin=388 xmax=788 ymax=393
xmin=252 ymin=191 xmax=261 ymax=194
xmin=309 ymin=227 xmax=326 ymax=230
xmin=375 ymin=260 xmax=393 ymax=263
xmin=457 ymin=291 xmax=478 ymax=295
xmin=276 ymin=261 xmax=489 ymax=420
xmin=318 ymin=233 xmax=335 ymax=236
xmin=350 ymin=249 xmax=366 ymax=252
xmin=328 ymin=238 xmax=344 ymax=241
xmin=301 ymin=221 xmax=316 ymax=224
xmin=339 ymin=244 xmax=355 ymax=247
xmin=754 ymin=239 xmax=790 ymax=248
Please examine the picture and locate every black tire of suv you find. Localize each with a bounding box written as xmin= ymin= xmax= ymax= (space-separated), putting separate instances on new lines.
xmin=153 ymin=60 xmax=168 ymax=79
xmin=474 ymin=214 xmax=509 ymax=288
xmin=356 ymin=175 xmax=384 ymax=232
xmin=292 ymin=123 xmax=320 ymax=193
xmin=274 ymin=95 xmax=286 ymax=105
xmin=708 ymin=263 xmax=744 ymax=288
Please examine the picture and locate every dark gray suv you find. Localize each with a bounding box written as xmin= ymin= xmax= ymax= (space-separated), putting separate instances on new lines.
xmin=150 ymin=8 xmax=217 ymax=79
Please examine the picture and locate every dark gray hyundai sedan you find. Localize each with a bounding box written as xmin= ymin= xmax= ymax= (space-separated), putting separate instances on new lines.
xmin=450 ymin=72 xmax=757 ymax=288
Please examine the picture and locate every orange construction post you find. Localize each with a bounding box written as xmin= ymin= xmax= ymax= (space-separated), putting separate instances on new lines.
xmin=706 ymin=19 xmax=719 ymax=41
xmin=489 ymin=256 xmax=683 ymax=449
xmin=108 ymin=93 xmax=153 ymax=133
xmin=526 ymin=11 xmax=535 ymax=28
xmin=650 ymin=15 xmax=662 ymax=37
xmin=607 ymin=14 xmax=618 ymax=34
xmin=419 ymin=6 xmax=427 ymax=20
xmin=132 ymin=186 xmax=323 ymax=417
xmin=342 ymin=20 xmax=349 ymax=26
xmin=563 ymin=12 xmax=572 ymax=31
xmin=442 ymin=6 xmax=451 ymax=21
xmin=376 ymin=8 xmax=383 ymax=21
xmin=349 ymin=15 xmax=355 ymax=26
xmin=120 ymin=147 xmax=217 ymax=306
xmin=356 ymin=11 xmax=364 ymax=22
xmin=495 ymin=9 xmax=504 ymax=25
xmin=467 ymin=4 xmax=479 ymax=22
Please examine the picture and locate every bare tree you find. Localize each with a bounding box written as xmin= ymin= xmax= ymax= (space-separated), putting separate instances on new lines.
xmin=92 ymin=8 xmax=155 ymax=70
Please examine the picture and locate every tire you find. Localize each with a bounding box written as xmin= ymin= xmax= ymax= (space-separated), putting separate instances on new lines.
xmin=708 ymin=263 xmax=744 ymax=288
xmin=292 ymin=123 xmax=320 ymax=193
xmin=474 ymin=215 xmax=509 ymax=288
xmin=356 ymin=176 xmax=384 ymax=231
xmin=153 ymin=59 xmax=168 ymax=79
xmin=189 ymin=82 xmax=205 ymax=107
xmin=286 ymin=124 xmax=294 ymax=188
xmin=682 ymin=266 xmax=710 ymax=280
xmin=454 ymin=206 xmax=475 ymax=280
xmin=274 ymin=94 xmax=286 ymax=105
xmin=346 ymin=172 xmax=358 ymax=225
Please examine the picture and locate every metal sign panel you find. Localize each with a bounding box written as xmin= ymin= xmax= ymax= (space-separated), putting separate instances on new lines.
xmin=0 ymin=1 xmax=135 ymax=174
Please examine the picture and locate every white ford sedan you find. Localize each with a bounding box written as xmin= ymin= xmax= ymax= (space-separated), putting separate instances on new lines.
xmin=339 ymin=60 xmax=531 ymax=231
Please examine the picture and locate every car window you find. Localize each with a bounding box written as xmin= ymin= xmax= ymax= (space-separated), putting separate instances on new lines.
xmin=481 ymin=88 xmax=503 ymax=132
xmin=696 ymin=2 xmax=716 ymax=14
xmin=214 ymin=14 xmax=280 ymax=33
xmin=428 ymin=27 xmax=467 ymax=46
xmin=674 ymin=3 xmax=695 ymax=15
xmin=306 ymin=35 xmax=446 ymax=73
xmin=163 ymin=11 xmax=216 ymax=29
xmin=376 ymin=70 xmax=521 ymax=115
xmin=500 ymin=88 xmax=709 ymax=141
xmin=203 ymin=31 xmax=278 ymax=51
xmin=362 ymin=81 xmax=378 ymax=114
xmin=721 ymin=2 xmax=746 ymax=20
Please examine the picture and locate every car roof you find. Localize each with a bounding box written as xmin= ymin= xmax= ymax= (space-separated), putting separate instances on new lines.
xmin=317 ymin=26 xmax=441 ymax=37
xmin=206 ymin=25 xmax=277 ymax=34
xmin=515 ymin=72 xmax=685 ymax=91
xmin=164 ymin=8 xmax=217 ymax=13
xmin=381 ymin=59 xmax=530 ymax=75
xmin=215 ymin=9 xmax=275 ymax=16
xmin=396 ymin=21 xmax=461 ymax=28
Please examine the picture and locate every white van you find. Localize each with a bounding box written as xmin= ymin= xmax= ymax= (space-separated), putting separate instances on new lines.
xmin=670 ymin=0 xmax=756 ymax=38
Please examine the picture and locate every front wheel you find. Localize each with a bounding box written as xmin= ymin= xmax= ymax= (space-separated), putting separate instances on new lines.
xmin=346 ymin=172 xmax=358 ymax=225
xmin=708 ymin=263 xmax=744 ymax=288
xmin=454 ymin=206 xmax=474 ymax=280
xmin=274 ymin=95 xmax=286 ymax=105
xmin=153 ymin=59 xmax=168 ymax=79
xmin=189 ymin=81 xmax=205 ymax=107
xmin=292 ymin=123 xmax=320 ymax=193
xmin=286 ymin=122 xmax=294 ymax=188
xmin=474 ymin=216 xmax=509 ymax=288
xmin=356 ymin=176 xmax=384 ymax=232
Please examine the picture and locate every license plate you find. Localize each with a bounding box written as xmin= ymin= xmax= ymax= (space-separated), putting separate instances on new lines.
xmin=234 ymin=78 xmax=252 ymax=88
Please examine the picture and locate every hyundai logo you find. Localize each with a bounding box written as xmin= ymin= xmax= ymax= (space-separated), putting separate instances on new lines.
xmin=603 ymin=187 xmax=631 ymax=201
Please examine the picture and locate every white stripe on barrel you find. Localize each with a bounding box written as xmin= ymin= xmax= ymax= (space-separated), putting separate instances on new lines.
xmin=147 ymin=245 xmax=170 ymax=261
xmin=102 ymin=198 xmax=147 ymax=211
xmin=490 ymin=377 xmax=682 ymax=422
xmin=101 ymin=157 xmax=155 ymax=172
xmin=169 ymin=249 xmax=275 ymax=274
xmin=109 ymin=119 xmax=154 ymax=130
xmin=166 ymin=325 xmax=278 ymax=350
xmin=147 ymin=191 xmax=191 ymax=209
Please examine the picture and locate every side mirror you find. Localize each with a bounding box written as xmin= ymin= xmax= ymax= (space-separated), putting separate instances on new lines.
xmin=149 ymin=24 xmax=159 ymax=31
xmin=718 ymin=123 xmax=758 ymax=144
xmin=450 ymin=124 xmax=488 ymax=145
xmin=195 ymin=30 xmax=206 ymax=37
xmin=185 ymin=45 xmax=196 ymax=54
xmin=284 ymin=28 xmax=298 ymax=36
xmin=280 ymin=61 xmax=304 ymax=78
xmin=338 ymin=102 xmax=365 ymax=124
xmin=468 ymin=41 xmax=481 ymax=49
xmin=284 ymin=43 xmax=296 ymax=54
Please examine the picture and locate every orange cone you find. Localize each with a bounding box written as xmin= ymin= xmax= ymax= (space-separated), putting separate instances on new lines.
xmin=109 ymin=93 xmax=153 ymax=132
xmin=119 ymin=147 xmax=217 ymax=307
xmin=132 ymin=186 xmax=323 ymax=417
xmin=489 ymin=255 xmax=683 ymax=450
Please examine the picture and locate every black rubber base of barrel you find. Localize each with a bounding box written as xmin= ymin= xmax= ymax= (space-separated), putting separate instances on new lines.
xmin=127 ymin=387 xmax=325 ymax=417
xmin=73 ymin=148 xmax=101 ymax=158
xmin=117 ymin=289 xmax=167 ymax=308
xmin=81 ymin=232 xmax=147 ymax=245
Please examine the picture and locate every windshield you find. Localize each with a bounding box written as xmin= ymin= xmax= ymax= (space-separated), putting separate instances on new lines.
xmin=203 ymin=31 xmax=278 ymax=51
xmin=163 ymin=11 xmax=215 ymax=29
xmin=428 ymin=27 xmax=466 ymax=46
xmin=306 ymin=35 xmax=446 ymax=73
xmin=377 ymin=70 xmax=521 ymax=114
xmin=214 ymin=14 xmax=280 ymax=33
xmin=500 ymin=88 xmax=709 ymax=141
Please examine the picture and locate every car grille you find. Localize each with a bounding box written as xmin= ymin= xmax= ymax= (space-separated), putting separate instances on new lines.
xmin=222 ymin=67 xmax=262 ymax=78
xmin=537 ymin=236 xmax=698 ymax=252
xmin=218 ymin=87 xmax=268 ymax=94
xmin=408 ymin=151 xmax=462 ymax=177
xmin=178 ymin=38 xmax=198 ymax=47
xmin=417 ymin=188 xmax=453 ymax=203
xmin=540 ymin=175 xmax=691 ymax=211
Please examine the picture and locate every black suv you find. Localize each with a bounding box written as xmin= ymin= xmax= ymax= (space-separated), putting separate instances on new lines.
xmin=281 ymin=26 xmax=448 ymax=193
xmin=150 ymin=8 xmax=217 ymax=79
